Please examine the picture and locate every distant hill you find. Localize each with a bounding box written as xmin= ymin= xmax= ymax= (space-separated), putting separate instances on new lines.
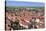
xmin=6 ymin=6 xmax=44 ymax=10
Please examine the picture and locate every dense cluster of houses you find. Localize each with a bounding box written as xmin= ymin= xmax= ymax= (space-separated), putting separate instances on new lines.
xmin=5 ymin=8 xmax=44 ymax=31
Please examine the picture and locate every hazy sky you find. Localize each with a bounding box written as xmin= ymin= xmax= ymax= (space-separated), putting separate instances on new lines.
xmin=6 ymin=1 xmax=44 ymax=7
xmin=6 ymin=0 xmax=44 ymax=3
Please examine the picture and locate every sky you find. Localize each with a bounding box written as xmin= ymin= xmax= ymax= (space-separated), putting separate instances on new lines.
xmin=6 ymin=0 xmax=44 ymax=3
xmin=6 ymin=0 xmax=45 ymax=7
